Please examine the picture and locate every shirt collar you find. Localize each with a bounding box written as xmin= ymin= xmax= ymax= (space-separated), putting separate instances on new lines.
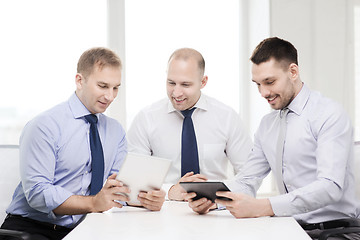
xmin=286 ymin=83 xmax=311 ymax=116
xmin=68 ymin=92 xmax=96 ymax=119
xmin=167 ymin=92 xmax=208 ymax=114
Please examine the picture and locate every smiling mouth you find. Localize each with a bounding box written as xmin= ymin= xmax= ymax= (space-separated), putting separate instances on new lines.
xmin=174 ymin=98 xmax=185 ymax=103
xmin=98 ymin=101 xmax=108 ymax=107
xmin=267 ymin=96 xmax=278 ymax=103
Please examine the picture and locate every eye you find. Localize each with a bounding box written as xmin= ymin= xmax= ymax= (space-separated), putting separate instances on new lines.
xmin=98 ymin=84 xmax=107 ymax=88
xmin=167 ymin=81 xmax=175 ymax=85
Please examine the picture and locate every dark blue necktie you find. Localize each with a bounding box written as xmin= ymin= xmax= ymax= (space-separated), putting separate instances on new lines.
xmin=85 ymin=114 xmax=104 ymax=195
xmin=181 ymin=108 xmax=199 ymax=176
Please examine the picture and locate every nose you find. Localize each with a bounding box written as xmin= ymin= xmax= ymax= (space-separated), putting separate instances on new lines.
xmin=104 ymin=88 xmax=116 ymax=102
xmin=259 ymin=85 xmax=270 ymax=98
xmin=172 ymin=85 xmax=183 ymax=98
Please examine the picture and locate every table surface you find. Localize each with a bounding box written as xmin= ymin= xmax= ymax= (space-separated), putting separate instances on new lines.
xmin=64 ymin=201 xmax=311 ymax=240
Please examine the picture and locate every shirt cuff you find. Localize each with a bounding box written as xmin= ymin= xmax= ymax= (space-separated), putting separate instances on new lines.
xmin=216 ymin=203 xmax=226 ymax=210
xmin=162 ymin=183 xmax=174 ymax=200
xmin=269 ymin=194 xmax=293 ymax=217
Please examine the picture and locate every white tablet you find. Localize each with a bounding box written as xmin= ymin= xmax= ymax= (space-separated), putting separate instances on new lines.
xmin=116 ymin=152 xmax=171 ymax=205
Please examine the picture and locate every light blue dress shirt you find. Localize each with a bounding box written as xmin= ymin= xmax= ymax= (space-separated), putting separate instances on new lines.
xmin=228 ymin=84 xmax=360 ymax=223
xmin=6 ymin=93 xmax=127 ymax=228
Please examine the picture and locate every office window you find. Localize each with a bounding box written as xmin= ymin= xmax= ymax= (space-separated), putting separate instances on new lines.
xmin=355 ymin=3 xmax=360 ymax=141
xmin=124 ymin=0 xmax=275 ymax=195
xmin=125 ymin=0 xmax=241 ymax=127
xmin=0 ymin=0 xmax=107 ymax=144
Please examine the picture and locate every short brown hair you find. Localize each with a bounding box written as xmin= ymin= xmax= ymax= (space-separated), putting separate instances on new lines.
xmin=77 ymin=47 xmax=122 ymax=78
xmin=168 ymin=48 xmax=205 ymax=76
xmin=250 ymin=37 xmax=298 ymax=69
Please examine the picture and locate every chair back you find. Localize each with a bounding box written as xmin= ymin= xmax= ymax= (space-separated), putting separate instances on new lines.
xmin=354 ymin=141 xmax=360 ymax=200
xmin=0 ymin=145 xmax=20 ymax=222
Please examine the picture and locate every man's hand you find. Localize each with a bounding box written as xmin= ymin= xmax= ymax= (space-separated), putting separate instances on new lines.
xmin=53 ymin=173 xmax=130 ymax=215
xmin=215 ymin=191 xmax=274 ymax=218
xmin=168 ymin=172 xmax=208 ymax=201
xmin=91 ymin=173 xmax=131 ymax=212
xmin=137 ymin=189 xmax=166 ymax=211
xmin=184 ymin=192 xmax=216 ymax=214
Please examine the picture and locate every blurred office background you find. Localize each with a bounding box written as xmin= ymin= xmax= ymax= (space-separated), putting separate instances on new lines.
xmin=0 ymin=0 xmax=359 ymax=194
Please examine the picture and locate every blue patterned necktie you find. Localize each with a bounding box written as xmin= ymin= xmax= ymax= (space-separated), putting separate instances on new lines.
xmin=181 ymin=108 xmax=199 ymax=176
xmin=85 ymin=114 xmax=104 ymax=195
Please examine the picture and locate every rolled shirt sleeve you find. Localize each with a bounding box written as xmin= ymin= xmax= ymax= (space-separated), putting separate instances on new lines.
xmin=20 ymin=115 xmax=75 ymax=216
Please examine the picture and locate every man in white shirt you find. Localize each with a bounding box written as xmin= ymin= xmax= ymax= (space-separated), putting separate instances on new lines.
xmin=127 ymin=48 xmax=252 ymax=201
xmin=185 ymin=37 xmax=360 ymax=239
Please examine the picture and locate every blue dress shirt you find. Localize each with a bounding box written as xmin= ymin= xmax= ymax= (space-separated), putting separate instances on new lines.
xmin=228 ymin=84 xmax=360 ymax=223
xmin=6 ymin=93 xmax=127 ymax=228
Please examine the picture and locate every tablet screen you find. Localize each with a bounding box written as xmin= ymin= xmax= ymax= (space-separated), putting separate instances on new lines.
xmin=179 ymin=181 xmax=232 ymax=202
xmin=116 ymin=152 xmax=171 ymax=205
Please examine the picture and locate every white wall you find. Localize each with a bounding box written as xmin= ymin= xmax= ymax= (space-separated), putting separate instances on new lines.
xmin=107 ymin=0 xmax=127 ymax=129
xmin=239 ymin=0 xmax=272 ymax=137
xmin=270 ymin=0 xmax=354 ymax=122
xmin=105 ymin=0 xmax=356 ymax=134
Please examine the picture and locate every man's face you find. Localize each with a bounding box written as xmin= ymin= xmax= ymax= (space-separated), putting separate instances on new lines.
xmin=252 ymin=58 xmax=297 ymax=110
xmin=166 ymin=58 xmax=207 ymax=111
xmin=75 ymin=66 xmax=121 ymax=114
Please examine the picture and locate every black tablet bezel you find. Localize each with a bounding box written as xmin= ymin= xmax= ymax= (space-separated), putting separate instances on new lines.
xmin=179 ymin=181 xmax=232 ymax=202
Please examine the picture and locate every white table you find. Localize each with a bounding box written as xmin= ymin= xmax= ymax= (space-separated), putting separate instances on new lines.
xmin=64 ymin=201 xmax=311 ymax=240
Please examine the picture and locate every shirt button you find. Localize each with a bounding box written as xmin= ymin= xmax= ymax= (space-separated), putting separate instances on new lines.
xmin=85 ymin=171 xmax=88 ymax=174
xmin=82 ymin=191 xmax=85 ymax=195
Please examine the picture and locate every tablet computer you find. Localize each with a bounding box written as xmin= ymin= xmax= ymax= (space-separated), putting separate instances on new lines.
xmin=179 ymin=181 xmax=232 ymax=202
xmin=116 ymin=152 xmax=171 ymax=205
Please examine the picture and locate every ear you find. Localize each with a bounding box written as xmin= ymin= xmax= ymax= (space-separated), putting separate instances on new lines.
xmin=200 ymin=75 xmax=208 ymax=89
xmin=288 ymin=63 xmax=299 ymax=81
xmin=75 ymin=73 xmax=84 ymax=89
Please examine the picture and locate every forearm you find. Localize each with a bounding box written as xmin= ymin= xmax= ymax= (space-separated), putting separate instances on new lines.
xmin=270 ymin=179 xmax=342 ymax=217
xmin=228 ymin=132 xmax=271 ymax=197
xmin=53 ymin=195 xmax=96 ymax=215
xmin=255 ymin=198 xmax=274 ymax=217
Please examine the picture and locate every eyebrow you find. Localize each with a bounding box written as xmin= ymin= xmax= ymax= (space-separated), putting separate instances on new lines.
xmin=98 ymin=81 xmax=121 ymax=87
xmin=167 ymin=79 xmax=192 ymax=84
xmin=252 ymin=77 xmax=276 ymax=83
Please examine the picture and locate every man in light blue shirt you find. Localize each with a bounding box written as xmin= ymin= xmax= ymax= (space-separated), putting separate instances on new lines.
xmin=1 ymin=47 xmax=165 ymax=240
xmin=186 ymin=37 xmax=360 ymax=239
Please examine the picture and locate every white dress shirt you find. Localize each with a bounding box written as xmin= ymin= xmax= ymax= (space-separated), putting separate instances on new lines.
xmin=228 ymin=84 xmax=360 ymax=223
xmin=127 ymin=93 xmax=252 ymax=185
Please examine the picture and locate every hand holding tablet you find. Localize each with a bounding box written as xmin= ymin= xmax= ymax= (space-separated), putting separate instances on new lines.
xmin=180 ymin=181 xmax=232 ymax=203
xmin=116 ymin=152 xmax=171 ymax=205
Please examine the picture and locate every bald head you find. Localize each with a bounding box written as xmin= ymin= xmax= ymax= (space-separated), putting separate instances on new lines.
xmin=168 ymin=48 xmax=205 ymax=77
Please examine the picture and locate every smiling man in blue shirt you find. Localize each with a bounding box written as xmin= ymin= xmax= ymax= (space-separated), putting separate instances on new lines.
xmin=0 ymin=47 xmax=165 ymax=240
